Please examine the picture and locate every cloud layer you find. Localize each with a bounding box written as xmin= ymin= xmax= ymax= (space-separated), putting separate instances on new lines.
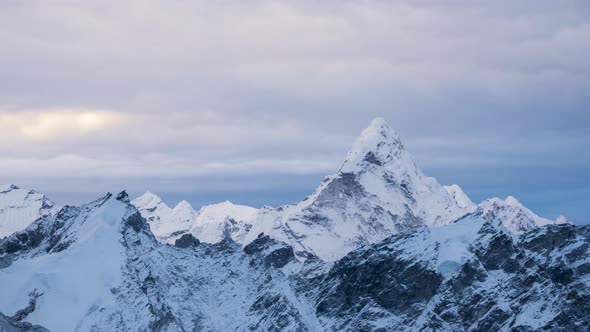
xmin=0 ymin=1 xmax=588 ymax=221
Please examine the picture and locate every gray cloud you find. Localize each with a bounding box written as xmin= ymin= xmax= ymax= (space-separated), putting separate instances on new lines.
xmin=0 ymin=1 xmax=588 ymax=221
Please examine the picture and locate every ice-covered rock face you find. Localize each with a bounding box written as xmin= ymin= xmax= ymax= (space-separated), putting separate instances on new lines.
xmin=0 ymin=192 xmax=322 ymax=331
xmin=132 ymin=118 xmax=568 ymax=263
xmin=444 ymin=184 xmax=477 ymax=211
xmin=0 ymin=192 xmax=587 ymax=331
xmin=478 ymin=196 xmax=554 ymax=234
xmin=189 ymin=200 xmax=257 ymax=244
xmin=131 ymin=192 xmax=197 ymax=244
xmin=339 ymin=117 xmax=407 ymax=173
xmin=0 ymin=185 xmax=57 ymax=239
xmin=242 ymin=118 xmax=471 ymax=261
xmin=314 ymin=219 xmax=590 ymax=331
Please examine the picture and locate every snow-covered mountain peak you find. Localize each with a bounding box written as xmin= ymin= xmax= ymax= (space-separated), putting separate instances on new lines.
xmin=238 ymin=118 xmax=473 ymax=261
xmin=131 ymin=192 xmax=196 ymax=244
xmin=478 ymin=196 xmax=553 ymax=234
xmin=0 ymin=184 xmax=57 ymax=238
xmin=174 ymin=200 xmax=193 ymax=211
xmin=190 ymin=201 xmax=258 ymax=244
xmin=132 ymin=191 xmax=168 ymax=211
xmin=339 ymin=117 xmax=405 ymax=173
xmin=504 ymin=195 xmax=523 ymax=207
xmin=444 ymin=184 xmax=476 ymax=211
xmin=555 ymin=215 xmax=571 ymax=225
xmin=196 ymin=201 xmax=257 ymax=219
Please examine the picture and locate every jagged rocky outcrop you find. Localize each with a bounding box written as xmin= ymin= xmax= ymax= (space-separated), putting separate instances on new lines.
xmin=0 ymin=118 xmax=583 ymax=331
xmin=311 ymin=217 xmax=590 ymax=331
xmin=1 ymin=192 xmax=587 ymax=331
xmin=0 ymin=312 xmax=49 ymax=332
xmin=134 ymin=119 xmax=475 ymax=261
xmin=131 ymin=119 xmax=568 ymax=263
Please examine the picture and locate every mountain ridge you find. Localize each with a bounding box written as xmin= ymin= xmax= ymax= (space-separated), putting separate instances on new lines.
xmin=0 ymin=190 xmax=587 ymax=331
xmin=130 ymin=118 xmax=569 ymax=261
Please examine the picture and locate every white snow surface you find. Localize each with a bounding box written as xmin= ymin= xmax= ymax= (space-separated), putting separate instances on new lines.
xmin=131 ymin=191 xmax=197 ymax=244
xmin=1 ymin=193 xmax=324 ymax=331
xmin=394 ymin=215 xmax=486 ymax=278
xmin=240 ymin=118 xmax=473 ymax=261
xmin=0 ymin=184 xmax=57 ymax=239
xmin=0 ymin=196 xmax=128 ymax=332
xmin=132 ymin=118 xmax=567 ymax=262
xmin=190 ymin=200 xmax=258 ymax=243
xmin=478 ymin=196 xmax=556 ymax=234
xmin=443 ymin=184 xmax=476 ymax=211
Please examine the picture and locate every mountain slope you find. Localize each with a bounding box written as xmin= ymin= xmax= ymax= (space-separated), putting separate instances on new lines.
xmin=0 ymin=184 xmax=57 ymax=239
xmin=236 ymin=118 xmax=472 ymax=261
xmin=0 ymin=192 xmax=321 ymax=331
xmin=132 ymin=118 xmax=567 ymax=262
xmin=189 ymin=200 xmax=258 ymax=244
xmin=443 ymin=184 xmax=477 ymax=211
xmin=478 ymin=196 xmax=569 ymax=234
xmin=131 ymin=192 xmax=197 ymax=244
xmin=1 ymin=191 xmax=588 ymax=331
xmin=311 ymin=216 xmax=590 ymax=331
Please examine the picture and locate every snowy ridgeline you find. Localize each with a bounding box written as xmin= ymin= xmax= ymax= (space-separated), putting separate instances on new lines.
xmin=0 ymin=118 xmax=586 ymax=331
xmin=131 ymin=118 xmax=570 ymax=261
xmin=0 ymin=192 xmax=587 ymax=331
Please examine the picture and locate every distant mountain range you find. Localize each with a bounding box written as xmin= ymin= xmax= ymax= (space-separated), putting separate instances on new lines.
xmin=0 ymin=119 xmax=586 ymax=331
xmin=131 ymin=118 xmax=570 ymax=261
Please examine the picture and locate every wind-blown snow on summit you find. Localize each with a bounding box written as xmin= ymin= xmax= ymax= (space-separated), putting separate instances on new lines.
xmin=0 ymin=184 xmax=57 ymax=239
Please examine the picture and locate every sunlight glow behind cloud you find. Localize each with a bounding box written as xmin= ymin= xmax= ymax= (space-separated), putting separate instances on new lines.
xmin=0 ymin=1 xmax=588 ymax=221
xmin=0 ymin=108 xmax=127 ymax=140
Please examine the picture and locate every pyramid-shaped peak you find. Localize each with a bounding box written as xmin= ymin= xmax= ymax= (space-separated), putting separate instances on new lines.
xmin=339 ymin=118 xmax=406 ymax=173
xmin=555 ymin=215 xmax=571 ymax=225
xmin=132 ymin=191 xmax=168 ymax=209
xmin=137 ymin=191 xmax=161 ymax=201
xmin=443 ymin=184 xmax=475 ymax=210
xmin=363 ymin=117 xmax=399 ymax=140
xmin=174 ymin=200 xmax=194 ymax=210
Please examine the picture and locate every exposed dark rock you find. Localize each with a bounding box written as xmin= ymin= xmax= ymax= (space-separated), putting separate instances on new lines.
xmin=244 ymin=234 xmax=295 ymax=268
xmin=12 ymin=289 xmax=43 ymax=322
xmin=125 ymin=211 xmax=147 ymax=233
xmin=116 ymin=190 xmax=130 ymax=203
xmin=316 ymin=234 xmax=443 ymax=329
xmin=363 ymin=151 xmax=383 ymax=166
xmin=0 ymin=312 xmax=49 ymax=332
xmin=174 ymin=234 xmax=200 ymax=248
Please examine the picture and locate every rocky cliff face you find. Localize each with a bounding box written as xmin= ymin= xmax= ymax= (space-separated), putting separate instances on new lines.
xmin=311 ymin=215 xmax=590 ymax=331
xmin=0 ymin=118 xmax=583 ymax=331
xmin=133 ymin=119 xmax=475 ymax=262
xmin=0 ymin=193 xmax=587 ymax=331
xmin=132 ymin=119 xmax=567 ymax=262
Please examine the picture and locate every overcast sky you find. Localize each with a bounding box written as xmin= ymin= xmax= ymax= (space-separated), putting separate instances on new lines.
xmin=1 ymin=1 xmax=589 ymax=223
